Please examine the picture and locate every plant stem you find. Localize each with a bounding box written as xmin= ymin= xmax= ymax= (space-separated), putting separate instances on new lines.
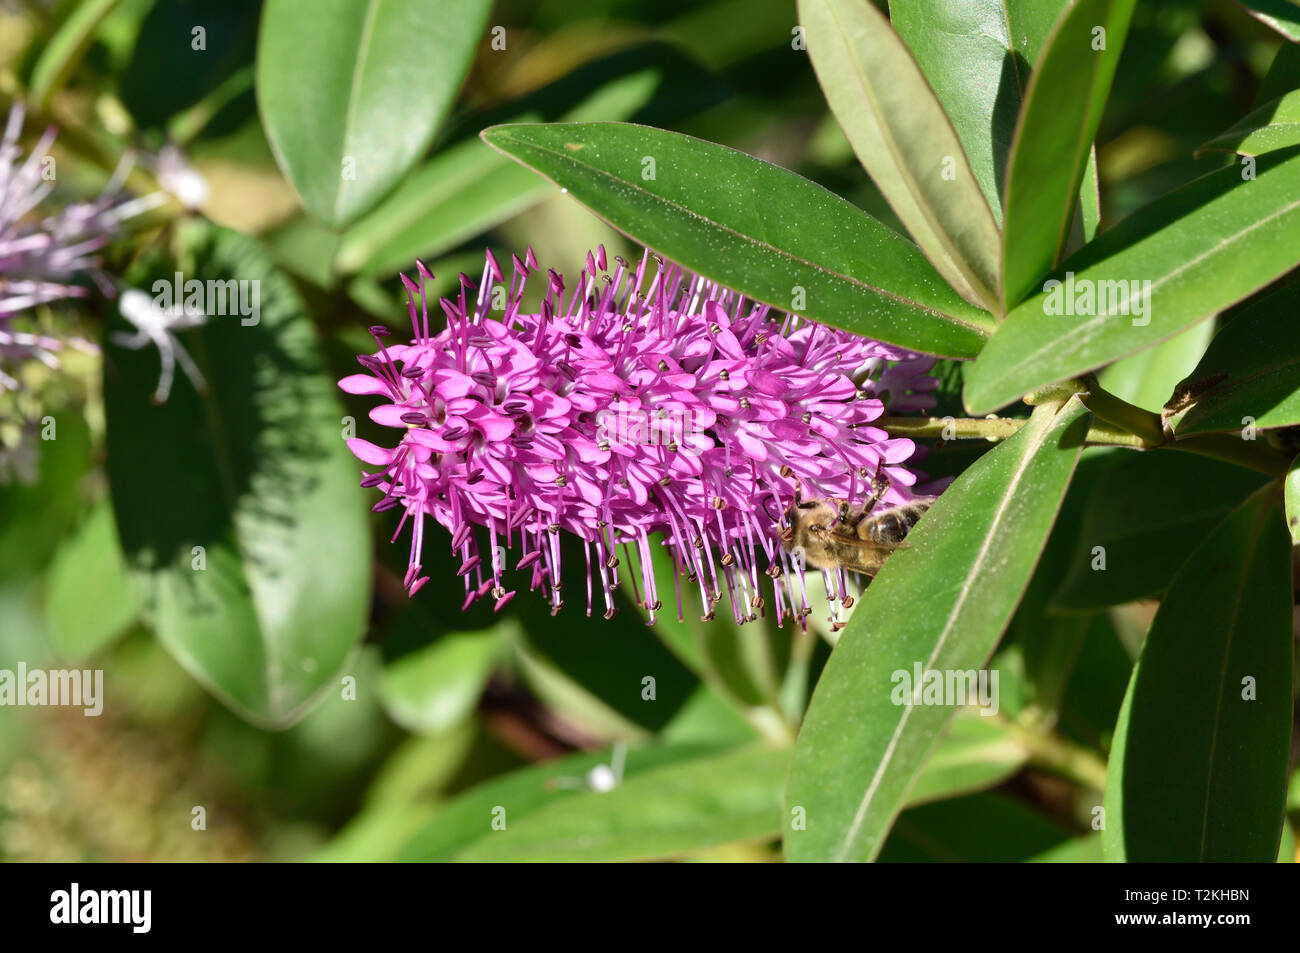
xmin=992 ymin=712 xmax=1109 ymax=791
xmin=1165 ymin=433 xmax=1292 ymax=478
xmin=877 ymin=415 xmax=1026 ymax=440
xmin=1078 ymin=376 xmax=1164 ymax=446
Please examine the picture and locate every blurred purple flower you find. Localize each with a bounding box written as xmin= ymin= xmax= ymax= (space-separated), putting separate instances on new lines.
xmin=341 ymin=247 xmax=941 ymax=625
xmin=0 ymin=102 xmax=156 ymax=392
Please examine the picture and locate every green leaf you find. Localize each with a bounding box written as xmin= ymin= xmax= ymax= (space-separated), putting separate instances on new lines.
xmin=1057 ymin=614 xmax=1135 ymax=752
xmin=396 ymin=744 xmax=722 ymax=861
xmin=1257 ymin=42 xmax=1300 ymax=106
xmin=1199 ymin=91 xmax=1300 ymax=157
xmin=1009 ymin=451 xmax=1117 ymax=724
xmin=1029 ymin=832 xmax=1103 ymax=862
xmin=1285 ymin=453 xmax=1300 ymax=545
xmin=455 ymin=745 xmax=786 ymax=862
xmin=799 ymin=0 xmax=1001 ymax=310
xmin=1172 ymin=283 xmax=1300 ymax=434
xmin=659 ymin=685 xmax=761 ymax=746
xmin=644 ymin=537 xmax=790 ymax=722
xmin=905 ymin=708 xmax=1030 ymax=807
xmin=120 ymin=0 xmax=259 ymax=133
xmin=889 ymin=0 xmax=1066 ymax=223
xmin=785 ymin=395 xmax=1090 ymax=862
xmin=1097 ymin=322 xmax=1213 ymax=412
xmin=0 ymin=411 xmax=92 ymax=583
xmin=1000 ymin=0 xmax=1137 ymax=310
xmin=482 ymin=122 xmax=993 ymax=359
xmin=1079 ymin=147 xmax=1101 ymax=243
xmin=1051 ymin=453 xmax=1268 ymax=610
xmin=378 ymin=626 xmax=506 ymax=735
xmin=1238 ymin=0 xmax=1300 ymax=43
xmin=104 ymin=222 xmax=371 ymax=727
xmin=1103 ymin=492 xmax=1293 ymax=862
xmin=879 ymin=792 xmax=1072 ymax=862
xmin=336 ymin=43 xmax=727 ymax=276
xmin=337 ymin=136 xmax=545 ymax=278
xmin=512 ymin=550 xmax=703 ymax=736
xmin=256 ymin=0 xmax=490 ymax=226
xmin=965 ymin=147 xmax=1300 ymax=413
xmin=44 ymin=500 xmax=137 ymax=661
xmin=28 ymin=0 xmax=121 ymax=111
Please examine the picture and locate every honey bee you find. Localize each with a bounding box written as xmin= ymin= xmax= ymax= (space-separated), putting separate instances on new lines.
xmin=779 ymin=475 xmax=933 ymax=578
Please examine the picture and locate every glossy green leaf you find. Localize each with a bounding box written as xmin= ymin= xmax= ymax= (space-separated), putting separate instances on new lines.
xmin=482 ymin=122 xmax=993 ymax=359
xmin=379 ymin=627 xmax=505 ymax=735
xmin=1103 ymin=492 xmax=1293 ymax=862
xmin=800 ymin=0 xmax=1001 ymax=310
xmin=1000 ymin=0 xmax=1136 ymax=310
xmin=1199 ymin=91 xmax=1300 ymax=156
xmin=785 ymin=396 xmax=1090 ymax=862
xmin=1052 ymin=453 xmax=1267 ymax=609
xmin=1239 ymin=0 xmax=1300 ymax=42
xmin=965 ymin=147 xmax=1300 ymax=413
xmin=337 ymin=43 xmax=726 ymax=277
xmin=256 ymin=0 xmax=490 ymax=226
xmin=104 ymin=223 xmax=371 ymax=727
xmin=456 ymin=745 xmax=785 ymax=862
xmin=1286 ymin=453 xmax=1300 ymax=545
xmin=397 ymin=744 xmax=725 ymax=861
xmin=44 ymin=501 xmax=137 ymax=661
xmin=1172 ymin=283 xmax=1300 ymax=434
xmin=879 ymin=792 xmax=1072 ymax=862
xmin=889 ymin=0 xmax=1066 ymax=223
xmin=906 ymin=708 xmax=1030 ymax=807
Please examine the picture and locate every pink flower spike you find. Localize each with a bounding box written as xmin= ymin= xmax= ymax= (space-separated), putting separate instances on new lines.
xmin=342 ymin=247 xmax=941 ymax=623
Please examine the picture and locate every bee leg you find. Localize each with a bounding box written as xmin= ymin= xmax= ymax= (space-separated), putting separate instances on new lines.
xmin=860 ymin=469 xmax=892 ymax=517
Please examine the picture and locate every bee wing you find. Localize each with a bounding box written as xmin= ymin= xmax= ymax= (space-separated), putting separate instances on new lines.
xmin=846 ymin=534 xmax=909 ymax=552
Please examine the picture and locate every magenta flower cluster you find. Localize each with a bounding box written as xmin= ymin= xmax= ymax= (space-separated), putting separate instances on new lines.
xmin=341 ymin=247 xmax=939 ymax=626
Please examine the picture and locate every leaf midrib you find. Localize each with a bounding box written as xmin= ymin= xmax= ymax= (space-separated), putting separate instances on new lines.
xmin=332 ymin=0 xmax=384 ymax=221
